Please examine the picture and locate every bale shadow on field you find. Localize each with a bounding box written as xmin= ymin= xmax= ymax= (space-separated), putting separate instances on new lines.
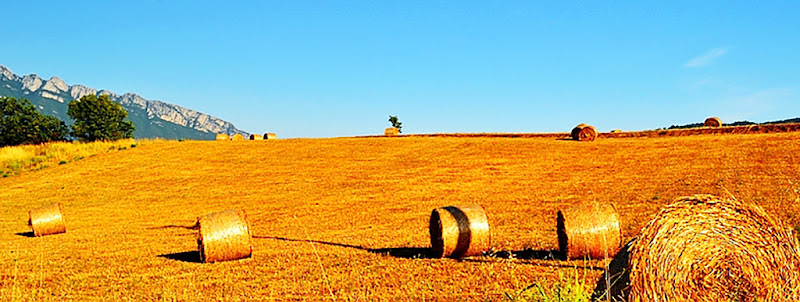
xmin=158 ymin=251 xmax=202 ymax=263
xmin=254 ymin=236 xmax=434 ymax=259
xmin=591 ymin=240 xmax=633 ymax=302
xmin=147 ymin=224 xmax=199 ymax=230
xmin=15 ymin=231 xmax=35 ymax=237
xmin=492 ymin=248 xmax=561 ymax=260
xmin=462 ymin=248 xmax=610 ymax=270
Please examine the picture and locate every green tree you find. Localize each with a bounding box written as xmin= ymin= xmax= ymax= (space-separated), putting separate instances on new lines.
xmin=389 ymin=115 xmax=402 ymax=133
xmin=0 ymin=97 xmax=69 ymax=147
xmin=67 ymin=94 xmax=135 ymax=142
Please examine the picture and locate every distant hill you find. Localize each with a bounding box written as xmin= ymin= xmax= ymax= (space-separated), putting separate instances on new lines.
xmin=666 ymin=118 xmax=800 ymax=130
xmin=0 ymin=65 xmax=248 ymax=140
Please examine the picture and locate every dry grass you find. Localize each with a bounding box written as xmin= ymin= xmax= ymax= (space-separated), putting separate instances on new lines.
xmin=2 ymin=132 xmax=800 ymax=300
xmin=0 ymin=139 xmax=144 ymax=177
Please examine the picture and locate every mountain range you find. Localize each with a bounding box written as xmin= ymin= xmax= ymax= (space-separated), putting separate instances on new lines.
xmin=0 ymin=65 xmax=247 ymax=140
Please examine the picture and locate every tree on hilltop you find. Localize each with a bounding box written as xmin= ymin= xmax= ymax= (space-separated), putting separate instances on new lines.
xmin=389 ymin=115 xmax=402 ymax=133
xmin=68 ymin=94 xmax=135 ymax=142
xmin=0 ymin=96 xmax=69 ymax=147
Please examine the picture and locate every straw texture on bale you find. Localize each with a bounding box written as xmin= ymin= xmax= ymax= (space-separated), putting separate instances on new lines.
xmin=249 ymin=134 xmax=263 ymax=140
xmin=197 ymin=209 xmax=253 ymax=263
xmin=384 ymin=127 xmax=399 ymax=137
xmin=627 ymin=194 xmax=800 ymax=301
xmin=557 ymin=202 xmax=621 ymax=260
xmin=704 ymin=116 xmax=722 ymax=127
xmin=429 ymin=204 xmax=491 ymax=258
xmin=571 ymin=123 xmax=598 ymax=141
xmin=231 ymin=133 xmax=245 ymax=141
xmin=215 ymin=133 xmax=230 ymax=141
xmin=264 ymin=133 xmax=277 ymax=140
xmin=29 ymin=203 xmax=67 ymax=237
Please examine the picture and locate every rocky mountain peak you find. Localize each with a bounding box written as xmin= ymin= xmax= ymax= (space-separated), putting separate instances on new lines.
xmin=0 ymin=65 xmax=14 ymax=80
xmin=43 ymin=76 xmax=69 ymax=92
xmin=68 ymin=85 xmax=97 ymax=101
xmin=21 ymin=74 xmax=43 ymax=92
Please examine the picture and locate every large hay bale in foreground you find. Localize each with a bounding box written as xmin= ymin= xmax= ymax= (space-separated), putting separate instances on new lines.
xmin=627 ymin=194 xmax=800 ymax=301
xmin=429 ymin=204 xmax=491 ymax=258
xmin=215 ymin=133 xmax=230 ymax=141
xmin=263 ymin=133 xmax=277 ymax=140
xmin=571 ymin=123 xmax=597 ymax=141
xmin=384 ymin=127 xmax=399 ymax=137
xmin=231 ymin=133 xmax=245 ymax=141
xmin=29 ymin=203 xmax=67 ymax=237
xmin=197 ymin=209 xmax=252 ymax=263
xmin=249 ymin=134 xmax=263 ymax=140
xmin=557 ymin=202 xmax=621 ymax=260
xmin=704 ymin=116 xmax=722 ymax=127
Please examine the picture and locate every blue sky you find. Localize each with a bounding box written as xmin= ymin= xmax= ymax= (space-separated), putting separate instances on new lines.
xmin=2 ymin=1 xmax=798 ymax=138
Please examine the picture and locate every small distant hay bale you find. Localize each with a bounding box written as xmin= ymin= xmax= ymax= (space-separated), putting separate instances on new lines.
xmin=263 ymin=133 xmax=277 ymax=140
xmin=610 ymin=129 xmax=622 ymax=133
xmin=704 ymin=116 xmax=722 ymax=127
xmin=29 ymin=203 xmax=67 ymax=237
xmin=571 ymin=123 xmax=598 ymax=141
xmin=231 ymin=133 xmax=245 ymax=141
xmin=557 ymin=202 xmax=621 ymax=260
xmin=197 ymin=209 xmax=252 ymax=263
xmin=627 ymin=194 xmax=800 ymax=301
xmin=249 ymin=134 xmax=263 ymax=140
xmin=385 ymin=127 xmax=399 ymax=137
xmin=215 ymin=133 xmax=230 ymax=141
xmin=429 ymin=204 xmax=491 ymax=258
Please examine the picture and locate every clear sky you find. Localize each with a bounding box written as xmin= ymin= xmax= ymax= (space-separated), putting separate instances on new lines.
xmin=2 ymin=1 xmax=798 ymax=138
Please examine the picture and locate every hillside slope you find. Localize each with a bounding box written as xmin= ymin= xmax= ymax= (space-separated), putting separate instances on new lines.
xmin=2 ymin=133 xmax=799 ymax=300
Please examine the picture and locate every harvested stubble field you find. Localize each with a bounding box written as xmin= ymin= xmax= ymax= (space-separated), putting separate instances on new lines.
xmin=2 ymin=131 xmax=800 ymax=300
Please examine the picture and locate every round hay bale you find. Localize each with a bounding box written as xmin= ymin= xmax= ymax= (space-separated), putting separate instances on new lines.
xmin=249 ymin=134 xmax=263 ymax=140
xmin=231 ymin=133 xmax=245 ymax=141
xmin=197 ymin=209 xmax=253 ymax=263
xmin=384 ymin=127 xmax=399 ymax=137
xmin=29 ymin=203 xmax=67 ymax=237
xmin=704 ymin=116 xmax=722 ymax=127
xmin=571 ymin=123 xmax=597 ymax=141
xmin=215 ymin=133 xmax=230 ymax=141
xmin=557 ymin=202 xmax=621 ymax=260
xmin=610 ymin=129 xmax=622 ymax=133
xmin=429 ymin=204 xmax=491 ymax=258
xmin=627 ymin=194 xmax=800 ymax=301
xmin=263 ymin=133 xmax=277 ymax=140
xmin=571 ymin=123 xmax=588 ymax=138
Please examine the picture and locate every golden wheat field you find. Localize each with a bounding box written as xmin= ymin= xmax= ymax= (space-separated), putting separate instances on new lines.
xmin=2 ymin=132 xmax=800 ymax=301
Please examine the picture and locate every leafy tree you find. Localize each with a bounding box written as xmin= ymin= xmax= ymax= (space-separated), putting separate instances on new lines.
xmin=67 ymin=94 xmax=135 ymax=142
xmin=0 ymin=97 xmax=69 ymax=147
xmin=389 ymin=115 xmax=402 ymax=133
